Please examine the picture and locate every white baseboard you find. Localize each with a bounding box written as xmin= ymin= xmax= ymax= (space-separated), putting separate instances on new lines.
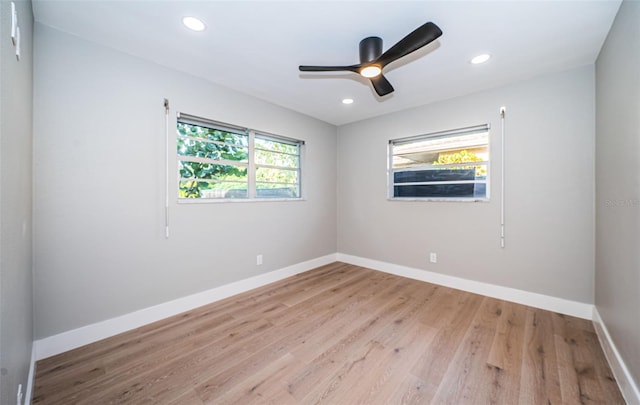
xmin=33 ymin=253 xmax=337 ymax=361
xmin=593 ymin=307 xmax=640 ymax=405
xmin=336 ymin=253 xmax=594 ymax=319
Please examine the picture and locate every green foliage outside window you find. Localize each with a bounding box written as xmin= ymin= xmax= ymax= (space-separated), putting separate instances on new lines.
xmin=178 ymin=123 xmax=249 ymax=198
xmin=255 ymin=137 xmax=299 ymax=191
xmin=433 ymin=150 xmax=487 ymax=177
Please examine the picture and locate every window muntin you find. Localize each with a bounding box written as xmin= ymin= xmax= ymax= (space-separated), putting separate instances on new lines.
xmin=177 ymin=115 xmax=302 ymax=200
xmin=389 ymin=125 xmax=489 ymax=200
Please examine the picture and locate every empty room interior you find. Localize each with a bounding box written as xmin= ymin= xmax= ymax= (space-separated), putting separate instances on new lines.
xmin=1 ymin=0 xmax=639 ymax=404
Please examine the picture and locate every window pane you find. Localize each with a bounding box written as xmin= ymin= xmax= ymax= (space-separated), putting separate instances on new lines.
xmin=179 ymin=180 xmax=248 ymax=199
xmin=393 ymin=168 xmax=476 ymax=183
xmin=177 ymin=138 xmax=248 ymax=162
xmin=393 ymin=136 xmax=488 ymax=169
xmin=256 ymin=167 xmax=298 ymax=184
xmin=255 ymin=138 xmax=299 ymax=155
xmin=178 ymin=123 xmax=247 ymax=146
xmin=394 ymin=183 xmax=482 ymax=198
xmin=255 ymin=149 xmax=299 ymax=168
xmin=179 ymin=161 xmax=247 ymax=181
xmin=256 ymin=183 xmax=299 ymax=198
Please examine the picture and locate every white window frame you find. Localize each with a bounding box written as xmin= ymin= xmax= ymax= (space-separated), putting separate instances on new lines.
xmin=177 ymin=113 xmax=304 ymax=202
xmin=388 ymin=124 xmax=490 ymax=202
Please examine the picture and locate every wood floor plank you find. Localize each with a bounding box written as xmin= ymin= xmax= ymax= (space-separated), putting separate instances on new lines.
xmin=286 ymin=292 xmax=420 ymax=401
xmin=433 ymin=322 xmax=498 ymax=404
xmin=518 ymin=307 xmax=564 ymax=404
xmin=192 ymin=313 xmax=344 ymax=402
xmin=292 ymin=281 xmax=433 ymax=403
xmin=385 ymin=372 xmax=430 ymax=404
xmin=33 ymin=263 xmax=626 ymax=404
xmin=555 ymin=332 xmax=587 ymax=403
xmin=485 ymin=300 xmax=527 ymax=404
xmin=555 ymin=326 xmax=626 ymax=404
xmin=165 ymin=389 xmax=204 ymax=405
xmin=588 ymin=337 xmax=628 ymax=403
xmin=36 ymin=311 xmax=238 ymax=393
xmin=208 ymin=352 xmax=300 ymax=405
xmin=486 ymin=300 xmax=527 ymax=373
xmin=550 ymin=310 xmax=624 ymax=403
xmin=431 ymin=297 xmax=515 ymax=404
xmin=325 ymin=315 xmax=438 ymax=404
xmin=44 ymin=313 xmax=273 ymax=403
xmin=410 ymin=289 xmax=484 ymax=402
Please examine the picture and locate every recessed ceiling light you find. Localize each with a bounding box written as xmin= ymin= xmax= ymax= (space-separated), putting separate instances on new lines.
xmin=470 ymin=54 xmax=491 ymax=64
xmin=342 ymin=98 xmax=354 ymax=105
xmin=182 ymin=16 xmax=206 ymax=32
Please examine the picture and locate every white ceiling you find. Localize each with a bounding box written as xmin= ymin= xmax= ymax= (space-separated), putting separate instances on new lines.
xmin=32 ymin=0 xmax=621 ymax=126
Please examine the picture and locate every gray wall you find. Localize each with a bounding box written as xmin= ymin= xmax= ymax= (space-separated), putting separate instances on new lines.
xmin=338 ymin=65 xmax=595 ymax=303
xmin=0 ymin=0 xmax=34 ymax=402
xmin=595 ymin=0 xmax=640 ymax=389
xmin=33 ymin=25 xmax=337 ymax=339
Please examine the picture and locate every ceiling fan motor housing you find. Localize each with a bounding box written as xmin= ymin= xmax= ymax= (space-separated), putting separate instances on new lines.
xmin=359 ymin=37 xmax=383 ymax=64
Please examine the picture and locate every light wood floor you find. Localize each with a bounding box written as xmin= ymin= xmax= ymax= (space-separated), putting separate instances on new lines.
xmin=33 ymin=263 xmax=625 ymax=404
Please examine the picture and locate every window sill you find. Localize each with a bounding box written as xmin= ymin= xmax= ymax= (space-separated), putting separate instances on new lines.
xmin=177 ymin=198 xmax=306 ymax=204
xmin=387 ymin=197 xmax=490 ymax=203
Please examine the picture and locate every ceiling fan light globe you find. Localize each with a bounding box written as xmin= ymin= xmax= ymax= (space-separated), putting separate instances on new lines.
xmin=360 ymin=65 xmax=382 ymax=78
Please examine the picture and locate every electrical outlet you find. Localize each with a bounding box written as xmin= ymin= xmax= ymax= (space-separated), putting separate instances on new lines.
xmin=256 ymin=254 xmax=263 ymax=266
xmin=429 ymin=253 xmax=437 ymax=263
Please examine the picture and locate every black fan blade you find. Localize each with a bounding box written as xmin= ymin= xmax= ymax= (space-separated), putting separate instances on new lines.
xmin=377 ymin=22 xmax=442 ymax=68
xmin=370 ymin=74 xmax=394 ymax=96
xmin=299 ymin=65 xmax=360 ymax=73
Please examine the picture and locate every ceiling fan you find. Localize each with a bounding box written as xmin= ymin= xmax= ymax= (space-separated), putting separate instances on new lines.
xmin=299 ymin=22 xmax=443 ymax=97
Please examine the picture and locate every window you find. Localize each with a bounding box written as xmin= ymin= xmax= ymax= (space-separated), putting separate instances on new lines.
xmin=177 ymin=114 xmax=303 ymax=200
xmin=389 ymin=125 xmax=489 ymax=200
